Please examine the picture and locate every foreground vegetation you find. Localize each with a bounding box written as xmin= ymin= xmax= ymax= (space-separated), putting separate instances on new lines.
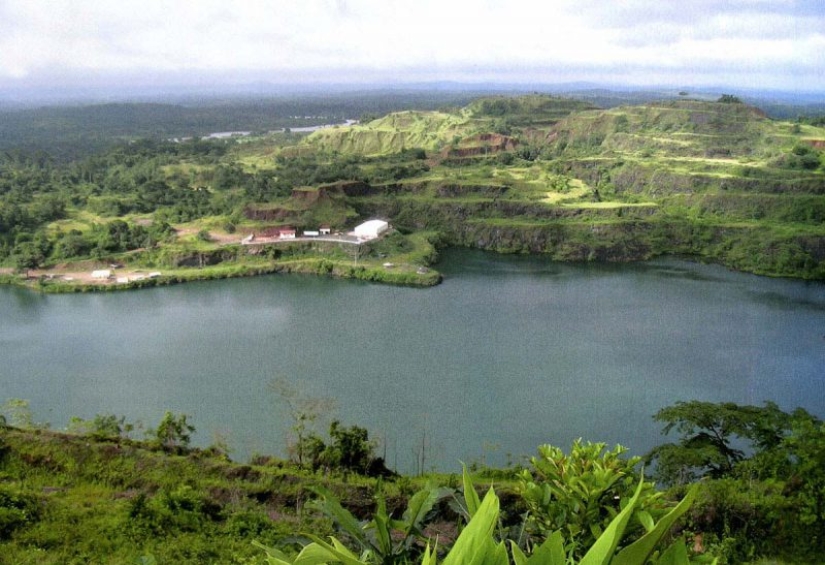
xmin=1 ymin=399 xmax=823 ymax=564
xmin=1 ymin=92 xmax=824 ymax=292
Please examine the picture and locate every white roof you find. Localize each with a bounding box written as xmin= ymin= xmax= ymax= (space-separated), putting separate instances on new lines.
xmin=353 ymin=220 xmax=388 ymax=236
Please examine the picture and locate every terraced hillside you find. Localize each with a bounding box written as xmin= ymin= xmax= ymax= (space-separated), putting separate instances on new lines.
xmin=3 ymin=94 xmax=823 ymax=289
xmin=301 ymin=96 xmax=825 ymax=278
xmin=305 ymin=110 xmax=482 ymax=155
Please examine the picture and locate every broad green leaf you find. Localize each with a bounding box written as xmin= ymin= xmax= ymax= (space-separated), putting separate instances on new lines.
xmin=403 ymin=485 xmax=445 ymax=535
xmin=307 ymin=487 xmax=370 ymax=549
xmin=482 ymin=539 xmax=510 ymax=565
xmin=252 ymin=541 xmax=295 ymax=564
xmin=612 ymin=484 xmax=698 ymax=565
xmin=292 ymin=543 xmax=344 ymax=565
xmin=462 ymin=464 xmax=482 ymax=518
xmin=370 ymin=496 xmax=393 ymax=556
xmin=525 ymin=531 xmax=565 ymax=565
xmin=443 ymin=487 xmax=500 ymax=565
xmin=579 ymin=477 xmax=644 ymax=565
xmin=636 ymin=510 xmax=655 ymax=533
xmin=510 ymin=541 xmax=528 ymax=565
xmin=299 ymin=535 xmax=367 ymax=565
xmin=654 ymin=538 xmax=690 ymax=565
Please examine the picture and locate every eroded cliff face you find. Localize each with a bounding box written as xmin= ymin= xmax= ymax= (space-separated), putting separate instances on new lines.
xmin=352 ymin=195 xmax=825 ymax=278
xmin=445 ymin=221 xmax=657 ymax=261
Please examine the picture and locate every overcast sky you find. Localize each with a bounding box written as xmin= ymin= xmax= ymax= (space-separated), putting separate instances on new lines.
xmin=0 ymin=0 xmax=823 ymax=93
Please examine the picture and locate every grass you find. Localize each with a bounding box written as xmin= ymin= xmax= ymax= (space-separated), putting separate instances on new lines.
xmin=563 ymin=201 xmax=658 ymax=209
xmin=543 ymin=178 xmax=591 ymax=204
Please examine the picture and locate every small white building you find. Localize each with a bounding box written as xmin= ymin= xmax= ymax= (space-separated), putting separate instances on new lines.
xmin=319 ymin=225 xmax=331 ymax=235
xmin=303 ymin=230 xmax=319 ymax=237
xmin=279 ymin=228 xmax=297 ymax=239
xmin=353 ymin=219 xmax=389 ymax=240
xmin=91 ymin=269 xmax=112 ymax=279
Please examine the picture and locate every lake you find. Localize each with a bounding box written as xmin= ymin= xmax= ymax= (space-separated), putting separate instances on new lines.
xmin=2 ymin=249 xmax=824 ymax=473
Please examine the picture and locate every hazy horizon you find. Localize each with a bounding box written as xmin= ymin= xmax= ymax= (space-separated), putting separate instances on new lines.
xmin=1 ymin=0 xmax=823 ymax=101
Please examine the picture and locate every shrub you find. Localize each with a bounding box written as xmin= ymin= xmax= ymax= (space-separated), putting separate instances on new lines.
xmin=516 ymin=440 xmax=662 ymax=560
xmin=0 ymin=486 xmax=40 ymax=540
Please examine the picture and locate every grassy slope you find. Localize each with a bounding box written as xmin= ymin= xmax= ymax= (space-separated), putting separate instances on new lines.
xmin=13 ymin=95 xmax=825 ymax=287
xmin=304 ymin=110 xmax=482 ymax=155
xmin=301 ymin=97 xmax=825 ymax=279
xmin=0 ymin=425 xmax=500 ymax=564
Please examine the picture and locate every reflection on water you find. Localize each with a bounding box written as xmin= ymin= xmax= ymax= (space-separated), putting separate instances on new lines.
xmin=1 ymin=250 xmax=823 ymax=473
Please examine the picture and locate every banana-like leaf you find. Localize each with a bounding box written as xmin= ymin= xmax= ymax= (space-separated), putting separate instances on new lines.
xmin=510 ymin=541 xmax=528 ymax=565
xmin=527 ymin=531 xmax=566 ymax=565
xmin=612 ymin=484 xmax=698 ymax=565
xmin=578 ymin=477 xmax=644 ymax=565
xmin=252 ymin=540 xmax=296 ymax=564
xmin=299 ymin=535 xmax=367 ymax=565
xmin=402 ymin=485 xmax=446 ymax=536
xmin=443 ymin=487 xmax=500 ymax=565
xmin=370 ymin=496 xmax=393 ymax=557
xmin=636 ymin=510 xmax=655 ymax=533
xmin=462 ymin=464 xmax=482 ymax=519
xmin=307 ymin=486 xmax=371 ymax=551
xmin=483 ymin=539 xmax=510 ymax=565
xmin=509 ymin=530 xmax=566 ymax=565
xmin=653 ymin=538 xmax=690 ymax=565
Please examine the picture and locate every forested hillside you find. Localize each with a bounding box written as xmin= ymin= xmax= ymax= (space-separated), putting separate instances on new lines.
xmin=1 ymin=93 xmax=824 ymax=292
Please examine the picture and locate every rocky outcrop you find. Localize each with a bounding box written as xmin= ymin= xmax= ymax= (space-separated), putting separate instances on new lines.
xmin=440 ymin=133 xmax=519 ymax=159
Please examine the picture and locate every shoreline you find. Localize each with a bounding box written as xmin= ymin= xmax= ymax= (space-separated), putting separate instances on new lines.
xmin=2 ymin=247 xmax=823 ymax=295
xmin=0 ymin=257 xmax=442 ymax=293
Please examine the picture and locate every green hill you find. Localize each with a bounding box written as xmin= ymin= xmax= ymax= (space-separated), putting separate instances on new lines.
xmin=305 ymin=110 xmax=478 ymax=155
xmin=302 ymin=97 xmax=825 ymax=278
xmin=1 ymin=94 xmax=824 ymax=287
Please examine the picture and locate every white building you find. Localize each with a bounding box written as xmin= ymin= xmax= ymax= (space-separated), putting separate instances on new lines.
xmin=91 ymin=269 xmax=112 ymax=279
xmin=353 ymin=219 xmax=389 ymax=240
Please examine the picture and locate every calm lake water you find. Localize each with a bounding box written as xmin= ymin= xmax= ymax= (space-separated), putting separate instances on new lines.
xmin=2 ymin=249 xmax=824 ymax=473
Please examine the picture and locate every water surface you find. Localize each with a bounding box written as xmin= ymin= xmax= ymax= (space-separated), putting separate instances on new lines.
xmin=1 ymin=250 xmax=823 ymax=472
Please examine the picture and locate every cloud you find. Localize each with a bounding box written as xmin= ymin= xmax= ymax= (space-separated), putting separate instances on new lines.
xmin=0 ymin=0 xmax=821 ymax=91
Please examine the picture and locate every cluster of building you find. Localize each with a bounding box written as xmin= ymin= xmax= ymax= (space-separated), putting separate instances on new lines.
xmin=241 ymin=219 xmax=389 ymax=244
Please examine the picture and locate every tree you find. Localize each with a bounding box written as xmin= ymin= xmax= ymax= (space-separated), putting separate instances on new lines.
xmin=12 ymin=242 xmax=44 ymax=277
xmin=0 ymin=399 xmax=37 ymax=429
xmin=718 ymin=94 xmax=742 ymax=104
xmin=270 ymin=377 xmax=337 ymax=467
xmin=647 ymin=401 xmax=798 ymax=485
xmin=783 ymin=417 xmax=825 ymax=551
xmin=150 ymin=411 xmax=195 ymax=452
xmin=68 ymin=413 xmax=133 ymax=439
xmin=315 ymin=420 xmax=378 ymax=474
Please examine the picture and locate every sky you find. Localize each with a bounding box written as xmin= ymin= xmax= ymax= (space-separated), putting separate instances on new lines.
xmin=0 ymin=0 xmax=823 ymax=94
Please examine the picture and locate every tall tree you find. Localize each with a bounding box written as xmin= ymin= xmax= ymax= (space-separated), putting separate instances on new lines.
xmin=647 ymin=401 xmax=799 ymax=484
